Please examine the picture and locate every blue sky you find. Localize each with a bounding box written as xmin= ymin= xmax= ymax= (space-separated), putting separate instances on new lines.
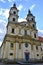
xmin=0 ymin=0 xmax=43 ymax=46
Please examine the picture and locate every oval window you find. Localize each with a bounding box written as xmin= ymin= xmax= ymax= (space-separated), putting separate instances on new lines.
xmin=25 ymin=43 xmax=28 ymax=47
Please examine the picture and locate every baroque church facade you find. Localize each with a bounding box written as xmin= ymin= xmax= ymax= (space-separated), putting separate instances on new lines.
xmin=0 ymin=3 xmax=43 ymax=61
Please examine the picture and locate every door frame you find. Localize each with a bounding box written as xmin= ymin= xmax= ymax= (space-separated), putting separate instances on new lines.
xmin=25 ymin=52 xmax=30 ymax=61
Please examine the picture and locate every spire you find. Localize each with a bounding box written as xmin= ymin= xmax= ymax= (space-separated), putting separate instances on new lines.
xmin=28 ymin=10 xmax=33 ymax=16
xmin=28 ymin=10 xmax=31 ymax=14
xmin=13 ymin=3 xmax=16 ymax=7
xmin=26 ymin=9 xmax=35 ymax=22
xmin=12 ymin=3 xmax=19 ymax=12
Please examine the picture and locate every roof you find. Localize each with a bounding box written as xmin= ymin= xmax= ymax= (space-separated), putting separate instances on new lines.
xmin=38 ymin=36 xmax=43 ymax=42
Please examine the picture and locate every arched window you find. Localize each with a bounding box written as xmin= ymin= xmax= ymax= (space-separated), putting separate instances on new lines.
xmin=32 ymin=18 xmax=33 ymax=21
xmin=36 ymin=46 xmax=38 ymax=50
xmin=12 ymin=28 xmax=14 ymax=33
xmin=13 ymin=18 xmax=15 ymax=21
xmin=34 ymin=34 xmax=36 ymax=38
xmin=25 ymin=30 xmax=27 ymax=35
xmin=25 ymin=43 xmax=28 ymax=48
xmin=14 ymin=11 xmax=16 ymax=14
xmin=33 ymin=24 xmax=35 ymax=28
xmin=10 ymin=43 xmax=14 ymax=48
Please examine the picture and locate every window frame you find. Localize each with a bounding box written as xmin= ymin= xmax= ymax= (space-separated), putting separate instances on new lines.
xmin=37 ymin=54 xmax=39 ymax=56
xmin=24 ymin=30 xmax=27 ymax=35
xmin=12 ymin=28 xmax=14 ymax=33
xmin=13 ymin=11 xmax=16 ymax=14
xmin=34 ymin=33 xmax=36 ymax=38
xmin=25 ymin=42 xmax=28 ymax=48
xmin=10 ymin=53 xmax=13 ymax=56
xmin=36 ymin=46 xmax=38 ymax=50
xmin=10 ymin=43 xmax=14 ymax=48
xmin=13 ymin=18 xmax=15 ymax=21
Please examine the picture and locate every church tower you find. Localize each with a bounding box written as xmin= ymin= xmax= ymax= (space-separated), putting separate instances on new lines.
xmin=7 ymin=3 xmax=19 ymax=35
xmin=8 ymin=3 xmax=19 ymax=23
xmin=2 ymin=3 xmax=19 ymax=60
xmin=26 ymin=10 xmax=38 ymax=40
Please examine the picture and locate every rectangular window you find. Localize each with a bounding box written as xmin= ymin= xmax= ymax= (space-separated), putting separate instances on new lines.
xmin=34 ymin=34 xmax=36 ymax=38
xmin=10 ymin=53 xmax=13 ymax=55
xmin=36 ymin=46 xmax=38 ymax=50
xmin=10 ymin=43 xmax=13 ymax=48
xmin=33 ymin=24 xmax=35 ymax=27
xmin=12 ymin=28 xmax=14 ymax=33
xmin=25 ymin=30 xmax=27 ymax=35
xmin=41 ymin=47 xmax=42 ymax=51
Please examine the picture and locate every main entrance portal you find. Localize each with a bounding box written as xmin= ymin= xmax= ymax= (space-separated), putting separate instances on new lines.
xmin=25 ymin=53 xmax=29 ymax=61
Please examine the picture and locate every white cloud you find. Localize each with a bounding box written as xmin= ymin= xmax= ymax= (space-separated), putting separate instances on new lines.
xmin=18 ymin=18 xmax=26 ymax=22
xmin=17 ymin=4 xmax=23 ymax=11
xmin=0 ymin=19 xmax=6 ymax=23
xmin=30 ymin=4 xmax=36 ymax=10
xmin=0 ymin=29 xmax=2 ymax=34
xmin=0 ymin=0 xmax=5 ymax=3
xmin=3 ymin=9 xmax=9 ymax=18
xmin=37 ymin=27 xmax=43 ymax=37
xmin=8 ymin=0 xmax=14 ymax=2
xmin=0 ymin=41 xmax=2 ymax=46
xmin=0 ymin=19 xmax=6 ymax=34
xmin=0 ymin=8 xmax=9 ymax=47
xmin=37 ymin=27 xmax=43 ymax=33
xmin=0 ymin=8 xmax=9 ymax=19
xmin=0 ymin=19 xmax=7 ymax=27
xmin=0 ymin=8 xmax=9 ymax=28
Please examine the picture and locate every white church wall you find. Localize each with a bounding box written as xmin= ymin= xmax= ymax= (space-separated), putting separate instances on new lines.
xmin=3 ymin=42 xmax=9 ymax=59
xmin=18 ymin=50 xmax=22 ymax=59
xmin=16 ymin=42 xmax=19 ymax=59
xmin=41 ymin=43 xmax=43 ymax=50
xmin=21 ymin=29 xmax=24 ymax=35
xmin=9 ymin=15 xmax=17 ymax=22
xmin=27 ymin=30 xmax=30 ymax=35
xmin=10 ymin=9 xmax=18 ymax=15
xmin=7 ymin=26 xmax=12 ymax=34
xmin=33 ymin=45 xmax=42 ymax=59
xmin=15 ymin=27 xmax=19 ymax=35
xmin=31 ymin=31 xmax=34 ymax=38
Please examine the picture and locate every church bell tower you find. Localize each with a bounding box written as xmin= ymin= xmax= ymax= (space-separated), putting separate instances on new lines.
xmin=26 ymin=10 xmax=38 ymax=39
xmin=26 ymin=10 xmax=36 ymax=29
xmin=8 ymin=3 xmax=19 ymax=23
